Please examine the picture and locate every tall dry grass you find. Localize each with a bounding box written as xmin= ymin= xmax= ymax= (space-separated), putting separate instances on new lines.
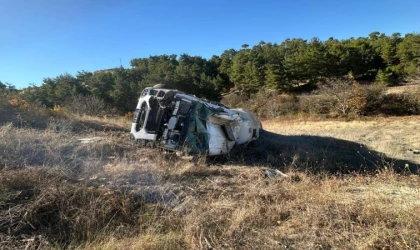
xmin=75 ymin=165 xmax=420 ymax=250
xmin=1 ymin=111 xmax=420 ymax=249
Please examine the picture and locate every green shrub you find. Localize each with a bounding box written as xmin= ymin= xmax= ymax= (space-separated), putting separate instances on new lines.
xmin=375 ymin=69 xmax=397 ymax=86
xmin=403 ymin=62 xmax=420 ymax=77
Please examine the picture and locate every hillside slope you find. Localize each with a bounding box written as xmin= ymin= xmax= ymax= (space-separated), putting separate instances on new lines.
xmin=1 ymin=116 xmax=419 ymax=249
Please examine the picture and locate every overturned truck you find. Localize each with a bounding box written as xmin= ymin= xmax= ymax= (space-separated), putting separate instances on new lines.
xmin=129 ymin=86 xmax=262 ymax=156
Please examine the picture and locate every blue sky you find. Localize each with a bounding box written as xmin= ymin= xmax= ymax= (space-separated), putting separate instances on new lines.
xmin=1 ymin=0 xmax=419 ymax=89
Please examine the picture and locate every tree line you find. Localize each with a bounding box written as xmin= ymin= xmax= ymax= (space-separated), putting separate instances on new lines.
xmin=4 ymin=31 xmax=420 ymax=114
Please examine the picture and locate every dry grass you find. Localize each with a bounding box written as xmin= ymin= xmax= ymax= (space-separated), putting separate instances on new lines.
xmin=386 ymin=84 xmax=420 ymax=95
xmin=1 ymin=114 xmax=420 ymax=249
xmin=262 ymin=116 xmax=420 ymax=166
xmin=74 ymin=166 xmax=420 ymax=250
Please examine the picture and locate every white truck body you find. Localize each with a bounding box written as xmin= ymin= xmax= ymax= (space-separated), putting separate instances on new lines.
xmin=129 ymin=87 xmax=261 ymax=156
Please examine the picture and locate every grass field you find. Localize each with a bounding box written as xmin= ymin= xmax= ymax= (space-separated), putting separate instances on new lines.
xmin=263 ymin=116 xmax=420 ymax=167
xmin=1 ymin=113 xmax=420 ymax=249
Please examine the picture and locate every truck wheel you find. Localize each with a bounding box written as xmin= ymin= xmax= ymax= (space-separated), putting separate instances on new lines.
xmin=129 ymin=133 xmax=135 ymax=141
xmin=136 ymin=139 xmax=146 ymax=147
xmin=153 ymin=84 xmax=173 ymax=89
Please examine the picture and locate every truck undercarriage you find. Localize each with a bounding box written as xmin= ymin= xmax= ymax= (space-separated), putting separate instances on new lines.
xmin=130 ymin=87 xmax=261 ymax=156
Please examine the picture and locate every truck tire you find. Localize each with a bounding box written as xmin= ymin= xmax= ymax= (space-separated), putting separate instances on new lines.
xmin=153 ymin=84 xmax=173 ymax=89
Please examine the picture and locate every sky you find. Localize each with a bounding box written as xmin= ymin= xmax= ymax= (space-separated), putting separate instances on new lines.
xmin=0 ymin=0 xmax=419 ymax=89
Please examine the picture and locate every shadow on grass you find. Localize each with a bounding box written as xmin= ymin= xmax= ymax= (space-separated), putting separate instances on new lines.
xmin=210 ymin=130 xmax=419 ymax=174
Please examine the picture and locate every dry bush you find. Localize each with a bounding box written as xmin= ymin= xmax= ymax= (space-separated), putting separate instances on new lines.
xmin=0 ymin=95 xmax=54 ymax=130
xmin=378 ymin=93 xmax=420 ymax=116
xmin=221 ymin=79 xmax=419 ymax=119
xmin=299 ymin=94 xmax=336 ymax=115
xmin=0 ymin=96 xmax=15 ymax=124
xmin=65 ymin=94 xmax=107 ymax=116
xmin=220 ymin=92 xmax=248 ymax=108
xmin=345 ymin=83 xmax=385 ymax=115
xmin=346 ymin=85 xmax=419 ymax=116
xmin=0 ymin=168 xmax=143 ymax=248
xmin=222 ymin=90 xmax=300 ymax=119
xmin=0 ymin=95 xmax=33 ymax=127
xmin=312 ymin=79 xmax=384 ymax=117
xmin=251 ymin=93 xmax=300 ymax=119
xmin=317 ymin=81 xmax=420 ymax=116
xmin=316 ymin=78 xmax=356 ymax=115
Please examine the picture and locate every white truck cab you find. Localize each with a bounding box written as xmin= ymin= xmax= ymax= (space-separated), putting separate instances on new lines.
xmin=130 ymin=86 xmax=261 ymax=156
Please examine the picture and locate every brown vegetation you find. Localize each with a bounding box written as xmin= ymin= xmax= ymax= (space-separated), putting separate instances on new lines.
xmin=1 ymin=97 xmax=420 ymax=249
xmin=222 ymin=79 xmax=420 ymax=119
